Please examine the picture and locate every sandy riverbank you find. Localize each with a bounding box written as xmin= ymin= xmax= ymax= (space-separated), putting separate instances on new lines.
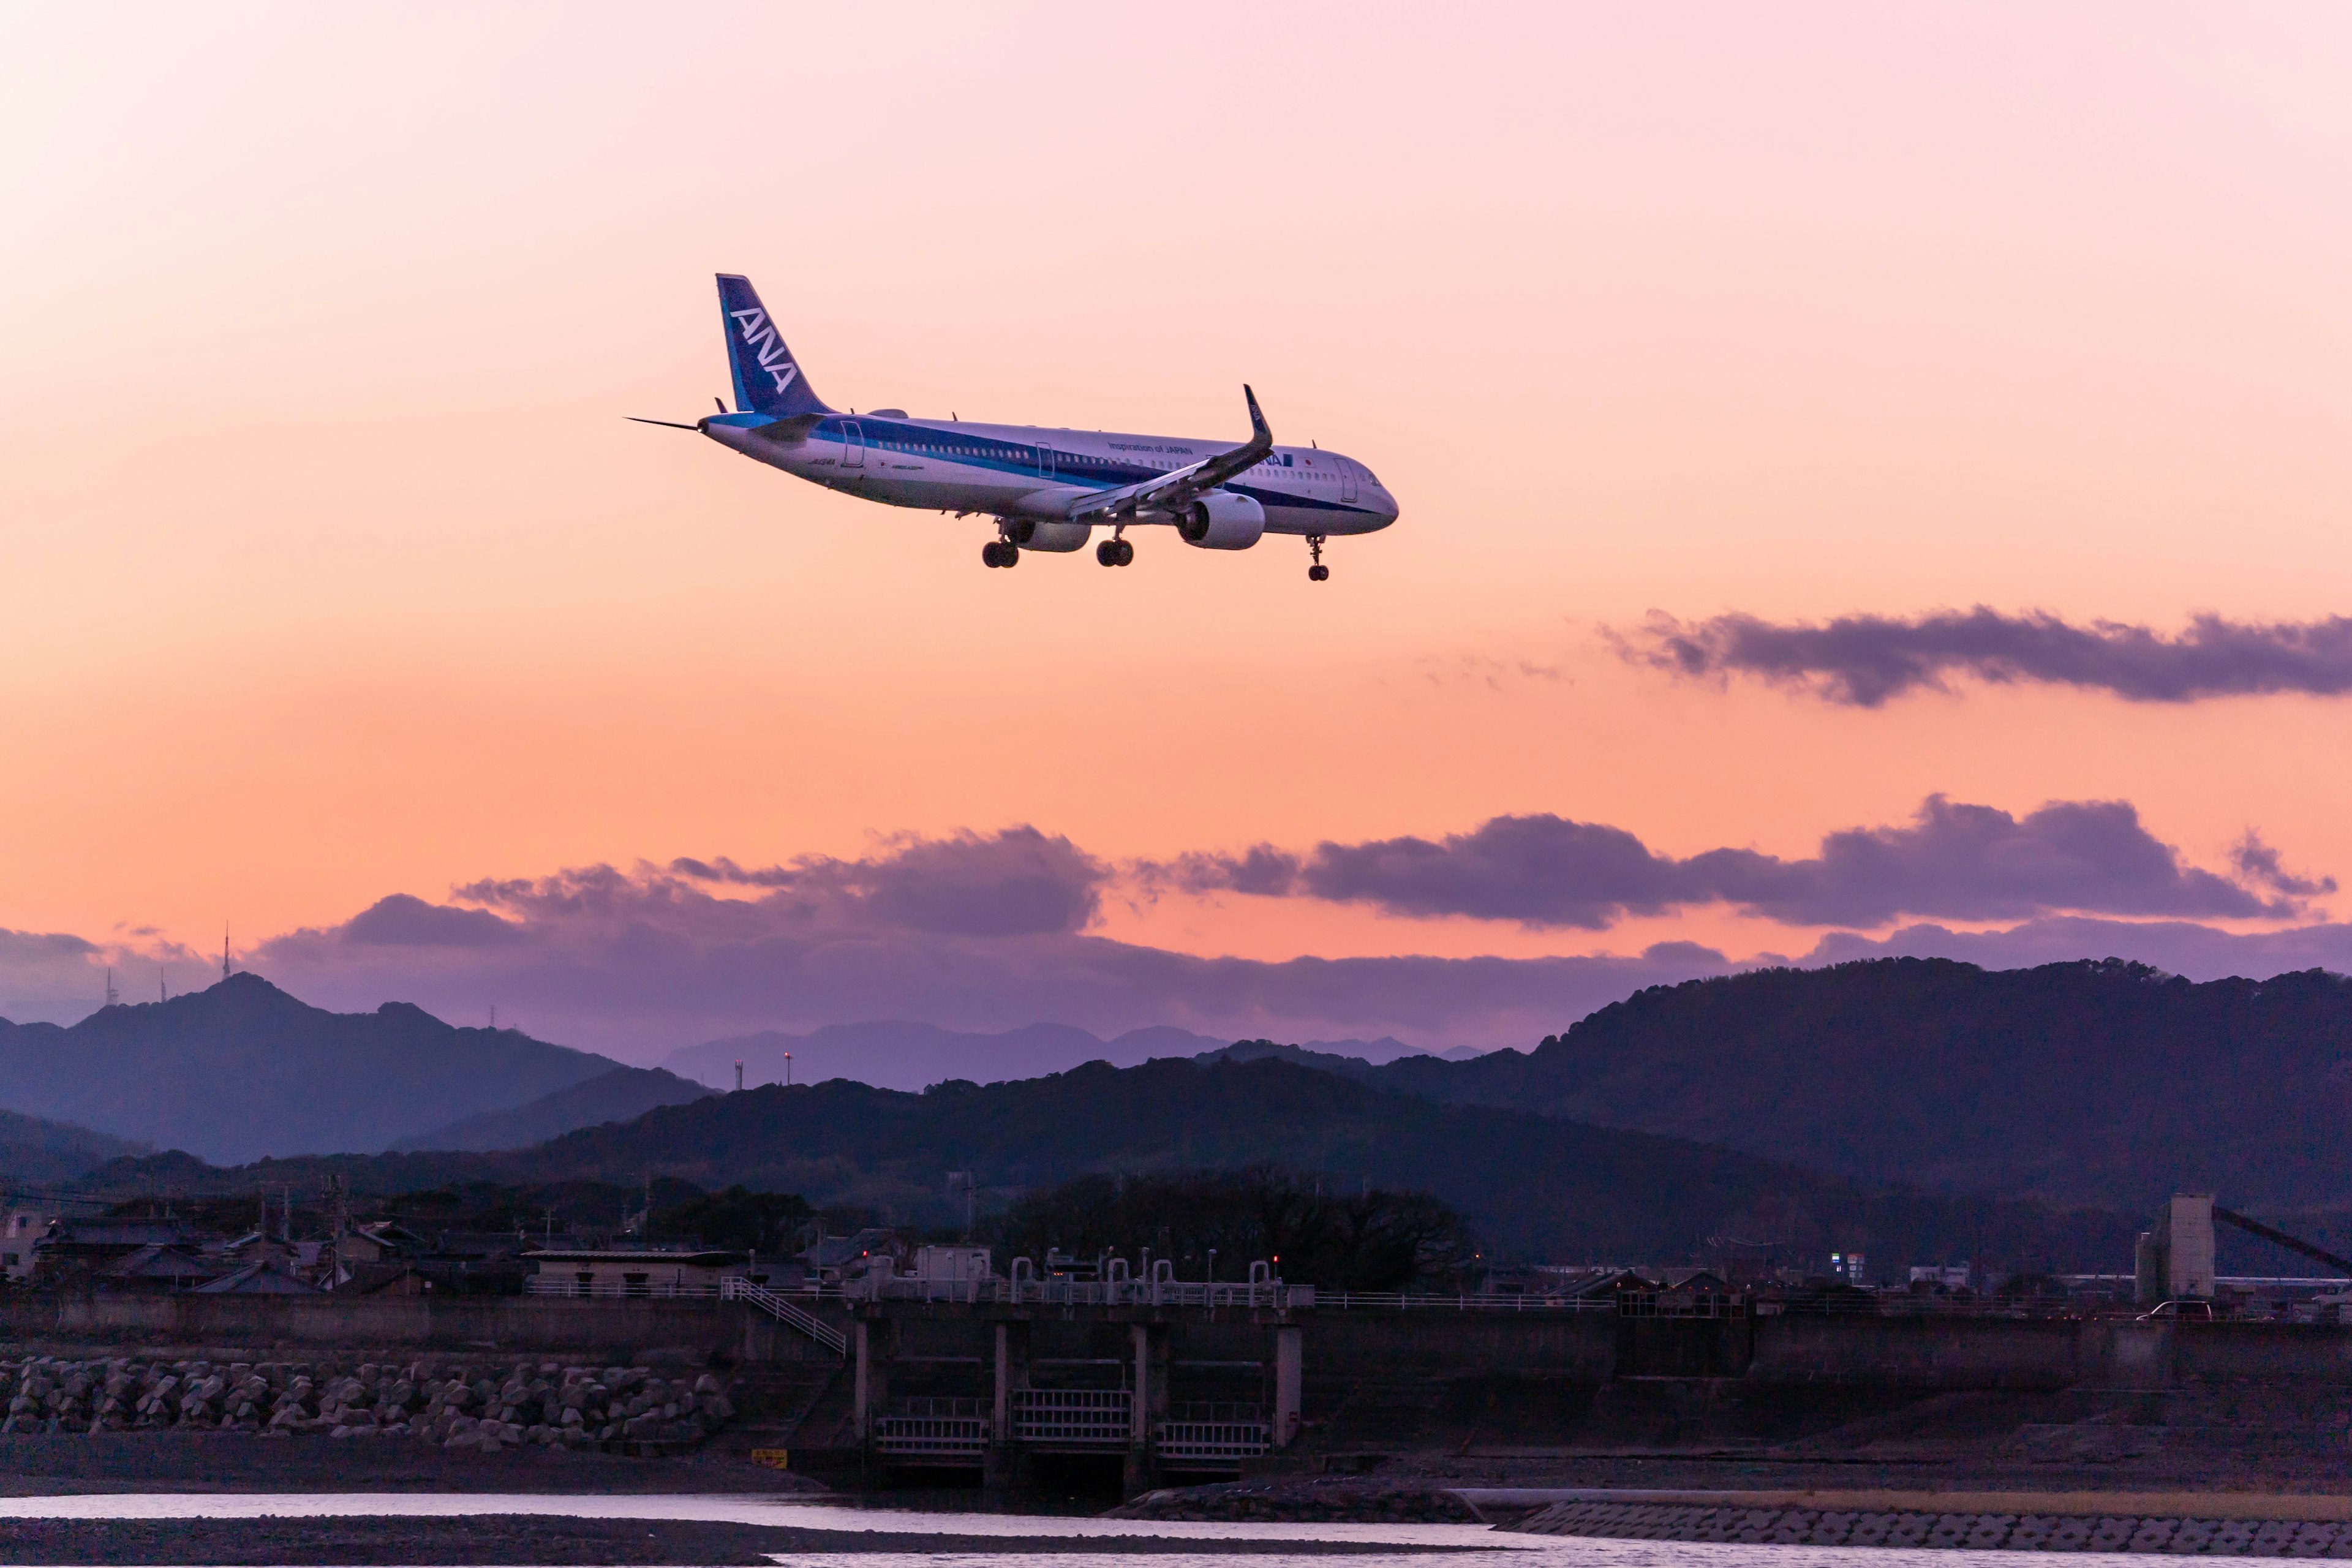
xmin=0 ymin=1432 xmax=824 ymax=1498
xmin=0 ymin=1517 xmax=1490 ymax=1565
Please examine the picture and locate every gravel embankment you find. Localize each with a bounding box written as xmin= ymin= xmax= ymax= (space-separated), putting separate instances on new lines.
xmin=1 ymin=1354 xmax=732 ymax=1452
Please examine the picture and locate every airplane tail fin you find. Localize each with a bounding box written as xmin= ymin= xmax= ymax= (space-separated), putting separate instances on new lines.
xmin=715 ymin=274 xmax=832 ymax=417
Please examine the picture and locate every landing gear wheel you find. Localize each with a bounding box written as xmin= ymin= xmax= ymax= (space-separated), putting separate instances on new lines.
xmin=1115 ymin=538 xmax=1134 ymax=566
xmin=1096 ymin=540 xmax=1120 ymax=567
xmin=1308 ymin=564 xmax=1329 ymax=582
xmin=983 ymin=540 xmax=1019 ymax=568
xmin=1306 ymin=534 xmax=1329 ymax=582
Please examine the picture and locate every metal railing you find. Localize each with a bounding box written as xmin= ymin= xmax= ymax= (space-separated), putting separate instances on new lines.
xmin=839 ymin=1275 xmax=1317 ymax=1310
xmin=721 ymin=1277 xmax=850 ymax=1355
xmin=1156 ymin=1400 xmax=1271 ymax=1461
xmin=874 ymin=1398 xmax=987 ymax=1457
xmin=1012 ymin=1386 xmax=1131 ymax=1446
xmin=1310 ymin=1290 xmax=1619 ymax=1313
xmin=526 ymin=1278 xmax=722 ymax=1300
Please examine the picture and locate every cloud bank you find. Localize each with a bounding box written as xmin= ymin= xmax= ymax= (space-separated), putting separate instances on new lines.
xmin=1619 ymin=609 xmax=2352 ymax=707
xmin=1154 ymin=796 xmax=2308 ymax=929
xmin=0 ymin=806 xmax=2337 ymax=1061
xmin=236 ymin=835 xmax=1730 ymax=1058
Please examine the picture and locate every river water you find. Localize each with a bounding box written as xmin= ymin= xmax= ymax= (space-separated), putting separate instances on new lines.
xmin=0 ymin=1493 xmax=2106 ymax=1565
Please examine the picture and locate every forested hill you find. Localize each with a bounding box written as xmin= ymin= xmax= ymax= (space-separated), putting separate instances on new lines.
xmin=1363 ymin=957 xmax=2352 ymax=1214
xmin=74 ymin=1054 xmax=2136 ymax=1272
xmin=0 ymin=1108 xmax=148 ymax=1185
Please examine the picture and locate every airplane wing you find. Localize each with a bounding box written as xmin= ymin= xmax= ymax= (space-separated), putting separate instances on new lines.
xmin=1068 ymin=385 xmax=1273 ymax=524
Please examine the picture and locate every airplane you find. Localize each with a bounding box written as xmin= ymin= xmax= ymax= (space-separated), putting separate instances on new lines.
xmin=632 ymin=274 xmax=1398 ymax=581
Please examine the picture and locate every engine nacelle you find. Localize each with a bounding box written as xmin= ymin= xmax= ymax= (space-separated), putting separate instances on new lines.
xmin=1006 ymin=519 xmax=1091 ymax=553
xmin=1178 ymin=491 xmax=1266 ymax=550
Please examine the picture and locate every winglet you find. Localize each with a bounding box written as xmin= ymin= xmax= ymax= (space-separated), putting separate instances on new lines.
xmin=1244 ymin=383 xmax=1270 ymax=447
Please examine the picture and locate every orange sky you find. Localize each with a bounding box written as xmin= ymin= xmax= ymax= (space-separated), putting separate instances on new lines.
xmin=6 ymin=2 xmax=2352 ymax=1025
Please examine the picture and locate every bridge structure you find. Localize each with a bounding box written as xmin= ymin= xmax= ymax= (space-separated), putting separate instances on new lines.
xmin=833 ymin=1294 xmax=1306 ymax=1493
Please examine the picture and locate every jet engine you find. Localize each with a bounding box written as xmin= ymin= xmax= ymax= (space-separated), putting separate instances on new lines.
xmin=1006 ymin=519 xmax=1091 ymax=553
xmin=1178 ymin=491 xmax=1265 ymax=550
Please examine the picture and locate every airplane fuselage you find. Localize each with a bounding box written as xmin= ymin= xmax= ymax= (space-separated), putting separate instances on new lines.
xmin=703 ymin=411 xmax=1398 ymax=537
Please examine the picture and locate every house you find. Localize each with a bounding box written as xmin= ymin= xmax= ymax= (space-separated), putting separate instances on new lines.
xmin=1 ymin=1207 xmax=51 ymax=1283
xmin=99 ymin=1245 xmax=220 ymax=1291
xmin=341 ymin=1221 xmax=432 ymax=1265
xmin=524 ymin=1247 xmax=748 ymax=1297
xmin=336 ymin=1262 xmax=430 ymax=1296
xmin=413 ymin=1230 xmax=537 ymax=1295
xmin=194 ymin=1261 xmax=319 ymax=1294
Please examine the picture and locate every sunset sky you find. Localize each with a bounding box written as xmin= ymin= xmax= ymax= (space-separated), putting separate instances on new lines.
xmin=7 ymin=3 xmax=2352 ymax=1059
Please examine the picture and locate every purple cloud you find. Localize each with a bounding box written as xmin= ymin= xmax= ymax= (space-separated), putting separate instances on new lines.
xmin=1 ymin=813 xmax=2334 ymax=1062
xmin=1161 ymin=796 xmax=2304 ymax=929
xmin=663 ymin=827 xmax=1105 ymax=937
xmin=341 ymin=894 xmax=522 ymax=948
xmin=243 ymin=853 xmax=1734 ymax=1058
xmin=1618 ymin=609 xmax=2352 ymax=707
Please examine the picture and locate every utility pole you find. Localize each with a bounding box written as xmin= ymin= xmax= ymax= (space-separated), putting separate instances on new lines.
xmin=734 ymin=1059 xmax=743 ymax=1092
xmin=785 ymin=1052 xmax=793 ymax=1086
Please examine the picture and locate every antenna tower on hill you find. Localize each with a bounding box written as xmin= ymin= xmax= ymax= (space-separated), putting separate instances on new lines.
xmin=104 ymin=968 xmax=119 ymax=1008
xmin=221 ymin=923 xmax=233 ymax=981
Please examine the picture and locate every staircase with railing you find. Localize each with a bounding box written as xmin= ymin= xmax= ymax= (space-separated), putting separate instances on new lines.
xmin=722 ymin=1276 xmax=848 ymax=1356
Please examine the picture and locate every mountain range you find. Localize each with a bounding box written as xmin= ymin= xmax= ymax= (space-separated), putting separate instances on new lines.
xmin=13 ymin=956 xmax=2352 ymax=1273
xmin=0 ymin=975 xmax=617 ymax=1163
xmin=67 ymin=1055 xmax=2137 ymax=1268
xmin=660 ymin=1020 xmax=1453 ymax=1093
xmin=1355 ymin=957 xmax=2352 ymax=1213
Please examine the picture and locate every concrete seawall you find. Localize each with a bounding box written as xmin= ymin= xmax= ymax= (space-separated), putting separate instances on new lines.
xmin=12 ymin=1292 xmax=843 ymax=1364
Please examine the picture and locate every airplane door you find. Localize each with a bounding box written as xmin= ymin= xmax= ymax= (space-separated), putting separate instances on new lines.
xmin=841 ymin=420 xmax=865 ymax=469
xmin=1338 ymin=456 xmax=1359 ymax=503
xmin=1036 ymin=445 xmax=1055 ymax=480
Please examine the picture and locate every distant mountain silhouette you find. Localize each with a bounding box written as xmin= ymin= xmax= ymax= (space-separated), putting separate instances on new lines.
xmin=82 ymin=1054 xmax=2136 ymax=1272
xmin=0 ymin=1107 xmax=148 ymax=1186
xmin=391 ymin=1066 xmax=715 ymax=1152
xmin=1357 ymin=957 xmax=2352 ymax=1214
xmin=0 ymin=974 xmax=621 ymax=1163
xmin=660 ymin=1020 xmax=1439 ymax=1093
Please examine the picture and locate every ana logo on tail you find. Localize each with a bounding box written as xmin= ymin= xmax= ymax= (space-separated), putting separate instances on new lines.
xmin=728 ymin=307 xmax=800 ymax=394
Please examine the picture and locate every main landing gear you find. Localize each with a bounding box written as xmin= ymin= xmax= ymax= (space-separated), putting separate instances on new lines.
xmin=1306 ymin=535 xmax=1329 ymax=582
xmin=1096 ymin=536 xmax=1135 ymax=568
xmin=982 ymin=539 xmax=1020 ymax=568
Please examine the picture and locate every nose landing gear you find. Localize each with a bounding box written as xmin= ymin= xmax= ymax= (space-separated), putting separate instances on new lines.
xmin=1306 ymin=535 xmax=1329 ymax=582
xmin=1095 ymin=537 xmax=1135 ymax=568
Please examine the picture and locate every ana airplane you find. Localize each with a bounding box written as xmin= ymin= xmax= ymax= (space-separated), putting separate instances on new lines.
xmin=633 ymin=274 xmax=1398 ymax=581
